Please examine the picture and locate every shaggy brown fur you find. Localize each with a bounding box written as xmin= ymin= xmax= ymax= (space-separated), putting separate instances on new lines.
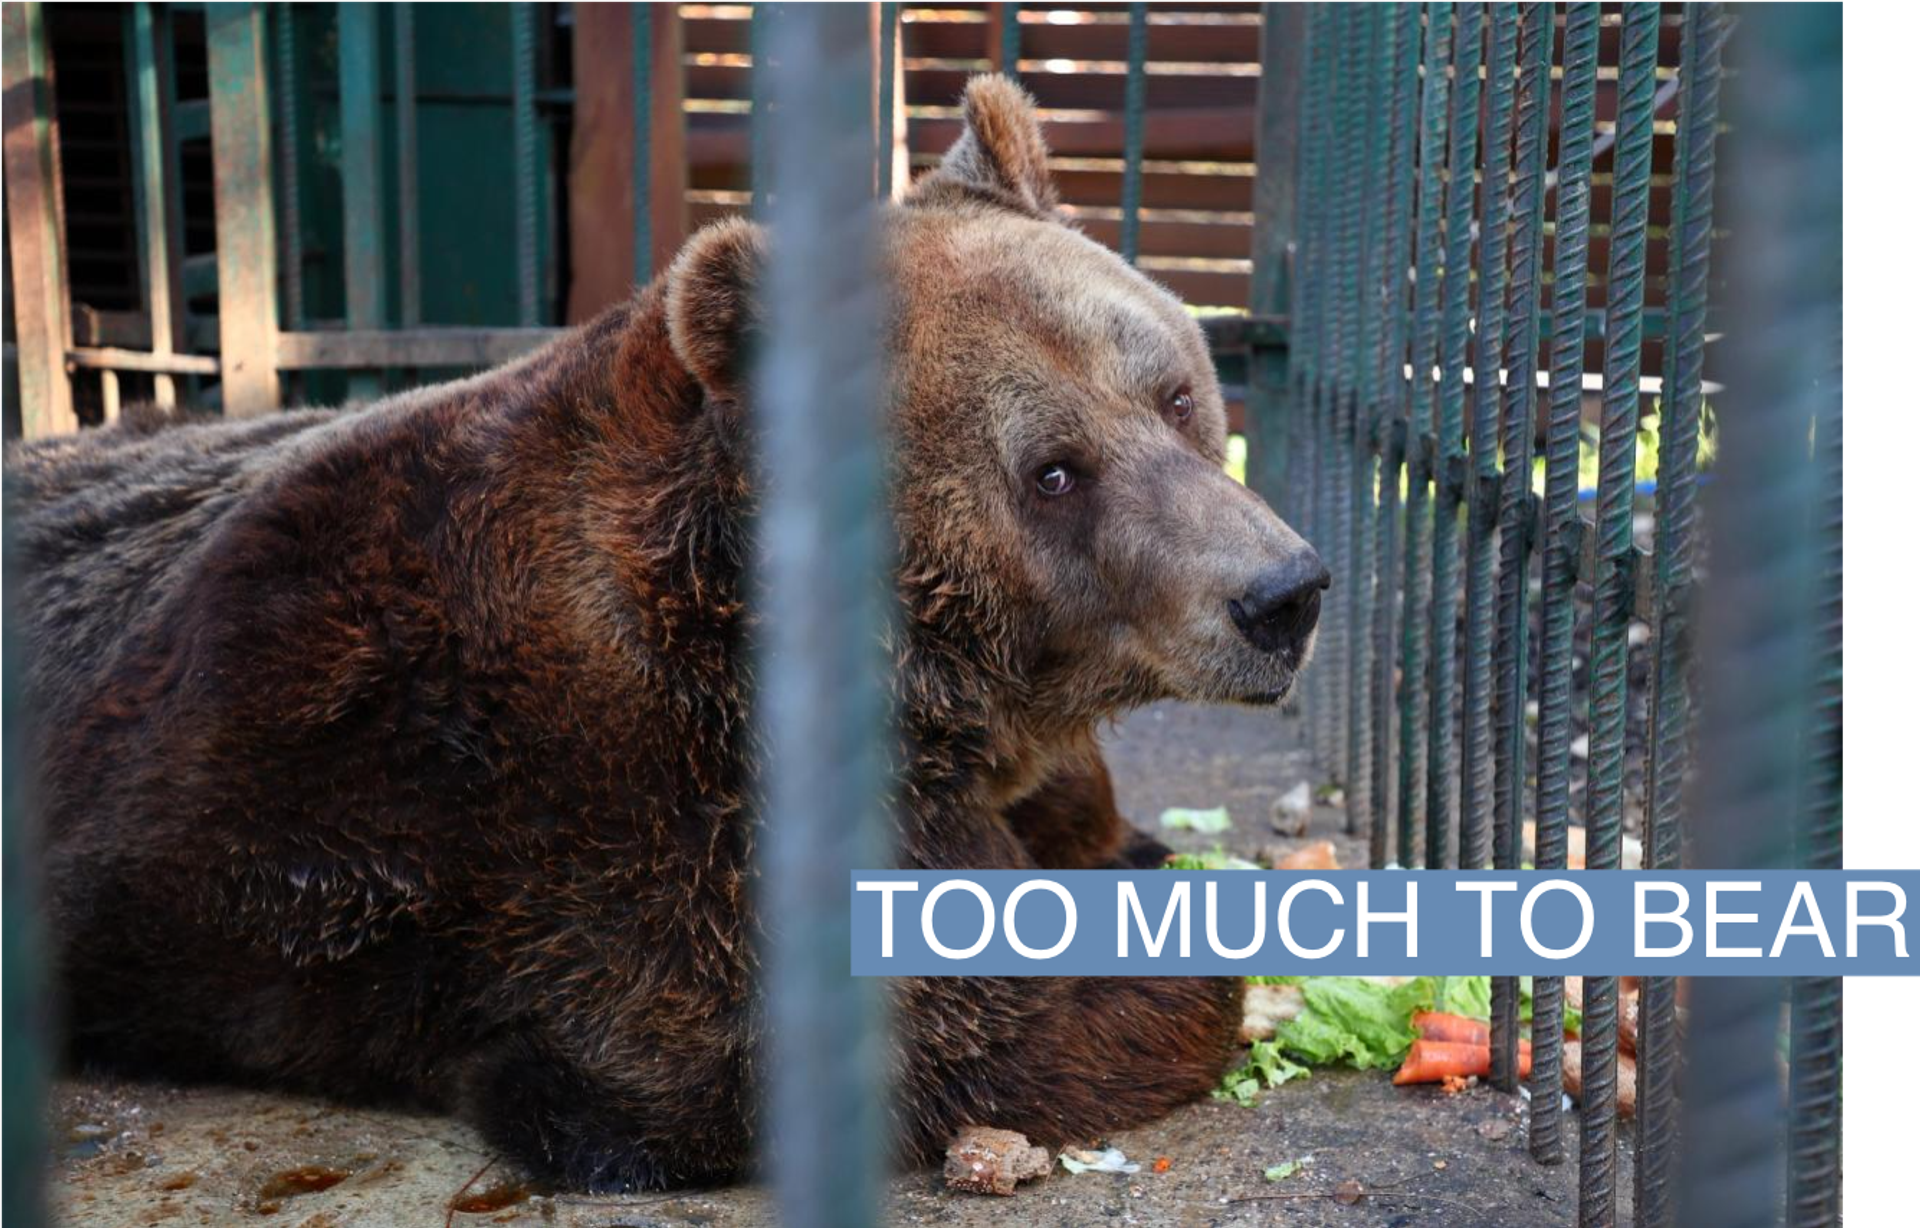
xmin=8 ymin=77 xmax=1321 ymax=1191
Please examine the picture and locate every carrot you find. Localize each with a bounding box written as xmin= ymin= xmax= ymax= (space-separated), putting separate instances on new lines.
xmin=1392 ymin=1038 xmax=1534 ymax=1086
xmin=1412 ymin=1011 xmax=1489 ymax=1046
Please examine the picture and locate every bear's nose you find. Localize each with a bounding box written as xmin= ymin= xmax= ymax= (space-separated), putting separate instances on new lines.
xmin=1228 ymin=552 xmax=1330 ymax=654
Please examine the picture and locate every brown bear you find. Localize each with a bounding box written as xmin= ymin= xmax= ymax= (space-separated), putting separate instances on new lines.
xmin=7 ymin=77 xmax=1325 ymax=1191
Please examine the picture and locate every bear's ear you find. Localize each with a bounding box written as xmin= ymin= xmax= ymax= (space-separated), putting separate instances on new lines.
xmin=907 ymin=75 xmax=1058 ymax=216
xmin=665 ymin=217 xmax=768 ymax=401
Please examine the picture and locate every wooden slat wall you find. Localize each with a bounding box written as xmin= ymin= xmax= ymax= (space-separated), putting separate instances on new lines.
xmin=666 ymin=2 xmax=1695 ymax=379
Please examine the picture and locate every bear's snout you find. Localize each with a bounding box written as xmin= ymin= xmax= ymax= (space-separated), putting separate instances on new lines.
xmin=1227 ymin=550 xmax=1330 ymax=655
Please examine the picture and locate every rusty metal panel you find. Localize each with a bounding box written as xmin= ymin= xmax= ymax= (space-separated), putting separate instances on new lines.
xmin=206 ymin=1 xmax=281 ymax=415
xmin=3 ymin=1 xmax=76 ymax=437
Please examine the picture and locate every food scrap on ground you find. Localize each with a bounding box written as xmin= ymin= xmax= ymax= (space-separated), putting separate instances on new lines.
xmin=943 ymin=1127 xmax=1052 ymax=1196
xmin=1392 ymin=1038 xmax=1534 ymax=1086
xmin=1268 ymin=839 xmax=1339 ymax=870
xmin=1270 ymin=782 xmax=1312 ymax=836
xmin=1238 ymin=981 xmax=1306 ymax=1043
xmin=1159 ymin=806 xmax=1232 ymax=834
xmin=1058 ymin=1146 xmax=1141 ymax=1176
xmin=1151 ymin=1156 xmax=1172 ymax=1174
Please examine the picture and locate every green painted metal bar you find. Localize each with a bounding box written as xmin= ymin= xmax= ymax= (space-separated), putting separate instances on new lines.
xmin=1369 ymin=2 xmax=1422 ymax=870
xmin=1245 ymin=4 xmax=1301 ymax=513
xmin=755 ymin=8 xmax=890 ymax=1226
xmin=511 ymin=2 xmax=539 ymax=325
xmin=206 ymin=1 xmax=281 ymax=415
xmin=634 ymin=2 xmax=656 ymax=277
xmin=1425 ymin=0 xmax=1480 ymax=868
xmin=1680 ymin=7 xmax=1837 ymax=1225
xmin=1639 ymin=7 xmax=1723 ymax=1223
xmin=1489 ymin=0 xmax=1553 ymax=1098
xmin=998 ymin=4 xmax=1021 ymax=80
xmin=1119 ymin=3 xmax=1148 ymax=264
xmin=1579 ymin=6 xmax=1660 ymax=1222
xmin=1529 ymin=0 xmax=1598 ymax=1165
xmin=1320 ymin=1 xmax=1365 ymax=794
xmin=876 ymin=2 xmax=898 ymax=202
xmin=2 ymin=0 xmax=75 ymax=436
xmin=1784 ymin=1 xmax=1844 ymax=1216
xmin=1461 ymin=2 xmax=1519 ymax=874
xmin=1400 ymin=1 xmax=1453 ymax=870
xmin=395 ymin=4 xmax=422 ymax=330
xmin=272 ymin=1 xmax=303 ymax=334
xmin=129 ymin=2 xmax=184 ymax=408
xmin=1291 ymin=1 xmax=1324 ymax=758
xmin=1305 ymin=7 xmax=1336 ymax=775
xmin=1344 ymin=4 xmax=1391 ymax=843
xmin=750 ymin=5 xmax=772 ymax=216
xmin=338 ymin=3 xmax=388 ymax=402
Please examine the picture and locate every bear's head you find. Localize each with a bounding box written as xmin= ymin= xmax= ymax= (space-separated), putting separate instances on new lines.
xmin=664 ymin=76 xmax=1324 ymax=730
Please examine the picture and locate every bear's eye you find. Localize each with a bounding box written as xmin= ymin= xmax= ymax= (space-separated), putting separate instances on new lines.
xmin=1169 ymin=387 xmax=1195 ymax=423
xmin=1035 ymin=464 xmax=1076 ymax=497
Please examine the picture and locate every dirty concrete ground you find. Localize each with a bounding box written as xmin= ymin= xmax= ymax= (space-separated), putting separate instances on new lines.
xmin=47 ymin=701 xmax=1630 ymax=1227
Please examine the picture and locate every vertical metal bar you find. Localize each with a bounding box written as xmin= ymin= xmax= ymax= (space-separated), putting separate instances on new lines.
xmin=338 ymin=3 xmax=387 ymax=401
xmin=1345 ymin=4 xmax=1390 ymax=843
xmin=1426 ymin=0 xmax=1481 ymax=869
xmin=1305 ymin=4 xmax=1336 ymax=775
xmin=1247 ymin=3 xmax=1302 ymax=510
xmin=1294 ymin=5 xmax=1334 ymax=767
xmin=1681 ymin=8 xmax=1837 ymax=1226
xmin=750 ymin=5 xmax=772 ymax=216
xmin=1402 ymin=1 xmax=1454 ymax=870
xmin=875 ymin=2 xmax=899 ymax=202
xmin=273 ymin=1 xmax=304 ymax=333
xmin=1578 ymin=6 xmax=1660 ymax=1223
xmin=1370 ymin=2 xmax=1422 ymax=870
xmin=998 ymin=3 xmax=1021 ymax=80
xmin=1461 ymin=2 xmax=1519 ymax=873
xmin=2 ymin=0 xmax=75 ymax=436
xmin=130 ymin=1 xmax=183 ymax=407
xmin=3 ymin=519 xmax=50 ymax=1226
xmin=757 ymin=8 xmax=889 ymax=1227
xmin=511 ymin=3 xmax=540 ymax=325
xmin=633 ymin=1 xmax=655 ymax=277
xmin=207 ymin=1 xmax=281 ymax=415
xmin=1774 ymin=2 xmax=1835 ymax=1220
xmin=1119 ymin=3 xmax=1148 ymax=264
xmin=395 ymin=4 xmax=422 ymax=330
xmin=1638 ymin=8 xmax=1724 ymax=1224
xmin=1530 ymin=0 xmax=1599 ymax=1165
xmin=1490 ymin=0 xmax=1553 ymax=1097
xmin=1321 ymin=3 xmax=1364 ymax=798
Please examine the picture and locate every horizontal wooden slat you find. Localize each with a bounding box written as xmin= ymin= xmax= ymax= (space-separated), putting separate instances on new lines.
xmin=67 ymin=346 xmax=220 ymax=375
xmin=683 ymin=15 xmax=1261 ymax=62
xmin=276 ymin=328 xmax=565 ymax=370
xmin=685 ymin=63 xmax=1258 ymax=111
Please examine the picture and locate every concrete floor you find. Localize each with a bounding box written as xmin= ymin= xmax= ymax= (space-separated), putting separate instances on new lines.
xmin=45 ymin=701 xmax=1628 ymax=1226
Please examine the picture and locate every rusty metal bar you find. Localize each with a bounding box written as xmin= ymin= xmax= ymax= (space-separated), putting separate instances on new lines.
xmin=207 ymin=1 xmax=282 ymax=415
xmin=2 ymin=1 xmax=76 ymax=436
